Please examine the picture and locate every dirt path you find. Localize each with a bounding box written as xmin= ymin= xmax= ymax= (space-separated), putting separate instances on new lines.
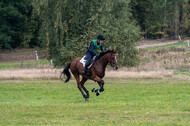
xmin=0 ymin=68 xmax=189 ymax=80
xmin=138 ymin=40 xmax=179 ymax=49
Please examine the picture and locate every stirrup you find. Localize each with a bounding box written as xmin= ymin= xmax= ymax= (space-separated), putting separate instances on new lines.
xmin=82 ymin=68 xmax=87 ymax=74
xmin=82 ymin=70 xmax=86 ymax=74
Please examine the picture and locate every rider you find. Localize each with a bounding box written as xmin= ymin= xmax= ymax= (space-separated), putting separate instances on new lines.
xmin=81 ymin=34 xmax=105 ymax=74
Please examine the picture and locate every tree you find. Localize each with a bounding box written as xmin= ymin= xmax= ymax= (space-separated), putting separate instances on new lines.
xmin=0 ymin=0 xmax=40 ymax=49
xmin=32 ymin=0 xmax=141 ymax=66
xmin=130 ymin=0 xmax=189 ymax=39
xmin=188 ymin=0 xmax=190 ymax=35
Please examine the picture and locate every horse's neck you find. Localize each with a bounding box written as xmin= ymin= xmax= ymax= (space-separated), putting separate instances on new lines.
xmin=96 ymin=54 xmax=109 ymax=69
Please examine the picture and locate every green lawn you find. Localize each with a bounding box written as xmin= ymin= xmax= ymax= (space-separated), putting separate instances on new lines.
xmin=0 ymin=60 xmax=50 ymax=69
xmin=0 ymin=79 xmax=190 ymax=126
xmin=146 ymin=41 xmax=188 ymax=51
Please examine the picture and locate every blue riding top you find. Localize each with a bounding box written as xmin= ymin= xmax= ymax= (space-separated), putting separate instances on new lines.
xmin=88 ymin=40 xmax=104 ymax=56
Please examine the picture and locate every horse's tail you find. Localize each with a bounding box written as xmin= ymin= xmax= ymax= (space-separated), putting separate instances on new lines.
xmin=60 ymin=63 xmax=71 ymax=83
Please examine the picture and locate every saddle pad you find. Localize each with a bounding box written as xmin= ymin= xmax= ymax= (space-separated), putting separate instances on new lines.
xmin=80 ymin=56 xmax=87 ymax=67
xmin=79 ymin=56 xmax=96 ymax=68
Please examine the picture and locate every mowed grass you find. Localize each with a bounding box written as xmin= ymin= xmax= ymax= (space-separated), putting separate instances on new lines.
xmin=0 ymin=79 xmax=190 ymax=126
xmin=146 ymin=41 xmax=188 ymax=51
xmin=0 ymin=60 xmax=50 ymax=69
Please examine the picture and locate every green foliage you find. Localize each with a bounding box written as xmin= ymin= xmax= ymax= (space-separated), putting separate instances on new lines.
xmin=33 ymin=0 xmax=141 ymax=67
xmin=0 ymin=0 xmax=41 ymax=49
xmin=130 ymin=0 xmax=189 ymax=39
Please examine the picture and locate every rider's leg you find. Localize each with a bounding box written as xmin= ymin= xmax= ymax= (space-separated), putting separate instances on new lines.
xmin=82 ymin=51 xmax=92 ymax=74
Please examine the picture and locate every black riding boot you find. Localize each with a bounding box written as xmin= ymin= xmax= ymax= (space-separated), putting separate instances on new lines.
xmin=82 ymin=60 xmax=91 ymax=74
xmin=82 ymin=66 xmax=88 ymax=74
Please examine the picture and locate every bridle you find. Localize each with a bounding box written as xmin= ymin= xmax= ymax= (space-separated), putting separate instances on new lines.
xmin=110 ymin=53 xmax=118 ymax=70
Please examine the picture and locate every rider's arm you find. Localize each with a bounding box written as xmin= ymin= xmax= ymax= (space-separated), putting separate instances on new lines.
xmin=90 ymin=42 xmax=97 ymax=56
xmin=100 ymin=45 xmax=104 ymax=52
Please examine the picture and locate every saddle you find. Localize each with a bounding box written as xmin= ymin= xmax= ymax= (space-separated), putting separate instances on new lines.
xmin=80 ymin=55 xmax=96 ymax=68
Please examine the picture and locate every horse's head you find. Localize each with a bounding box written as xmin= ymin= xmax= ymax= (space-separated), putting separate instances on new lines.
xmin=98 ymin=50 xmax=119 ymax=70
xmin=109 ymin=50 xmax=119 ymax=70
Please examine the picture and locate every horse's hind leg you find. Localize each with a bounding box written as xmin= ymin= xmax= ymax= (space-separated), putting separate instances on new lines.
xmin=73 ymin=73 xmax=85 ymax=98
xmin=73 ymin=73 xmax=88 ymax=101
xmin=80 ymin=77 xmax=89 ymax=100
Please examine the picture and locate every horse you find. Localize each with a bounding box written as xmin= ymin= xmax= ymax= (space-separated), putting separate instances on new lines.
xmin=60 ymin=50 xmax=119 ymax=101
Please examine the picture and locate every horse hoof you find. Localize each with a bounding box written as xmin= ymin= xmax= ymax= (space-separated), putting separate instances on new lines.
xmin=85 ymin=98 xmax=89 ymax=101
xmin=96 ymin=90 xmax=101 ymax=96
xmin=92 ymin=88 xmax=96 ymax=92
xmin=96 ymin=92 xmax=100 ymax=96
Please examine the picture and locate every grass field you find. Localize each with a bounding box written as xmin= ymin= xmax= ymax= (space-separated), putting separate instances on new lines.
xmin=0 ymin=78 xmax=190 ymax=126
xmin=0 ymin=60 xmax=50 ymax=69
xmin=139 ymin=41 xmax=190 ymax=76
xmin=146 ymin=41 xmax=188 ymax=51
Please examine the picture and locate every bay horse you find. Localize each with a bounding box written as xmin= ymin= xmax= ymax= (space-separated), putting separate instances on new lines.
xmin=60 ymin=50 xmax=119 ymax=101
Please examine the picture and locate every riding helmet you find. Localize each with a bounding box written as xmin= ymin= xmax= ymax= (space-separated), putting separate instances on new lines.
xmin=97 ymin=34 xmax=105 ymax=40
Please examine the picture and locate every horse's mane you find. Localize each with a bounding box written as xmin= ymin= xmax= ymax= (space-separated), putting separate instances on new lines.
xmin=99 ymin=50 xmax=114 ymax=58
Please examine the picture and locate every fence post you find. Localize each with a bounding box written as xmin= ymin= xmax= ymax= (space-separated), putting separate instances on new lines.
xmin=188 ymin=40 xmax=190 ymax=48
xmin=50 ymin=59 xmax=53 ymax=65
xmin=178 ymin=35 xmax=182 ymax=42
xmin=35 ymin=51 xmax=39 ymax=60
xmin=137 ymin=46 xmax=140 ymax=51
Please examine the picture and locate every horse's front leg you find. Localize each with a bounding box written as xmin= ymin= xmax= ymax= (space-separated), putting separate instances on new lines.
xmin=98 ymin=80 xmax=104 ymax=92
xmin=92 ymin=77 xmax=104 ymax=96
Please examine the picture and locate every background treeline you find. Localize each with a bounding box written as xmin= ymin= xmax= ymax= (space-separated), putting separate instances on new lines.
xmin=0 ymin=0 xmax=41 ymax=49
xmin=32 ymin=0 xmax=141 ymax=66
xmin=0 ymin=0 xmax=189 ymax=66
xmin=130 ymin=0 xmax=190 ymax=39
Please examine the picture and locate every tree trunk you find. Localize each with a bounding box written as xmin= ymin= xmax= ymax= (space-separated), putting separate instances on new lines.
xmin=179 ymin=4 xmax=183 ymax=35
xmin=175 ymin=1 xmax=178 ymax=39
xmin=161 ymin=0 xmax=167 ymax=39
xmin=188 ymin=0 xmax=190 ymax=36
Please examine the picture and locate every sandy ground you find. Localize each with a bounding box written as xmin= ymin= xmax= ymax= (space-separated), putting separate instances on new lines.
xmin=0 ymin=68 xmax=189 ymax=80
